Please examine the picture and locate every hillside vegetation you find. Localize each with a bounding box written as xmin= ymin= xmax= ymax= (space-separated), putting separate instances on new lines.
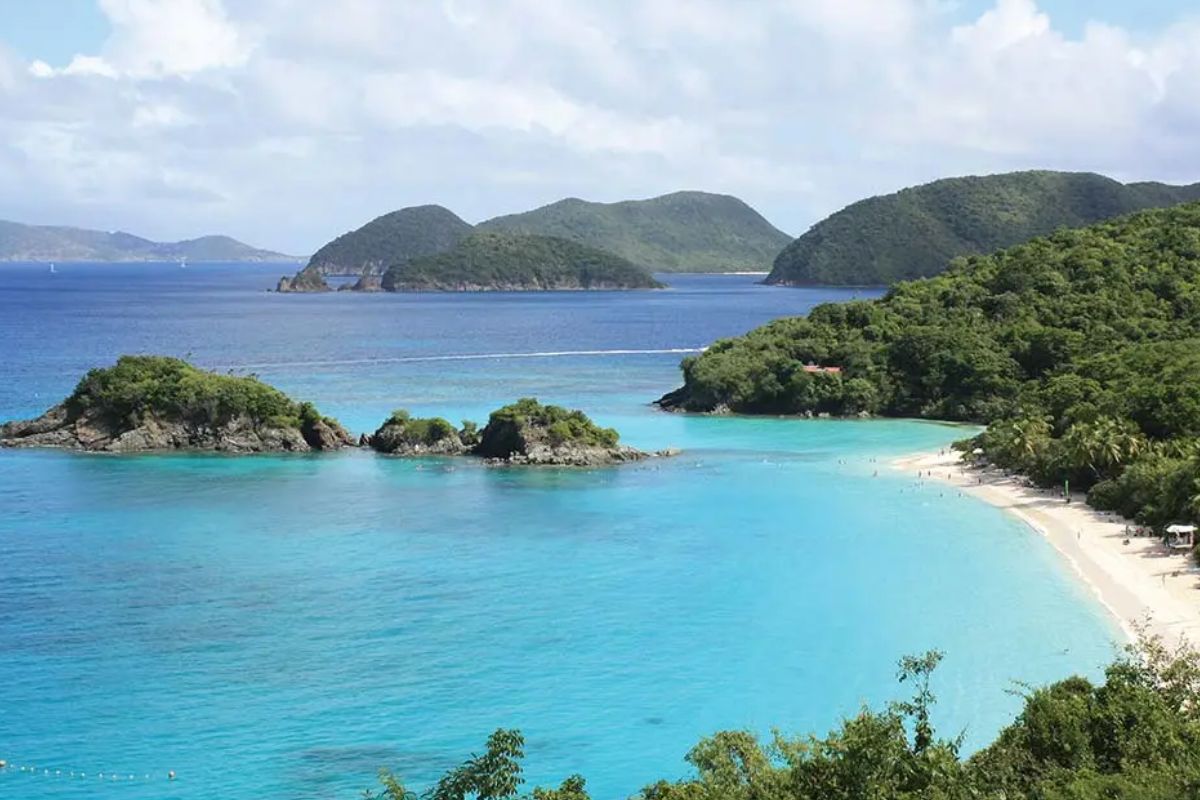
xmin=479 ymin=190 xmax=791 ymax=272
xmin=380 ymin=233 xmax=664 ymax=291
xmin=767 ymin=171 xmax=1200 ymax=286
xmin=1 ymin=355 xmax=351 ymax=452
xmin=0 ymin=220 xmax=294 ymax=262
xmin=306 ymin=205 xmax=473 ymax=275
xmin=367 ymin=635 xmax=1200 ymax=800
xmin=663 ymin=202 xmax=1200 ymax=528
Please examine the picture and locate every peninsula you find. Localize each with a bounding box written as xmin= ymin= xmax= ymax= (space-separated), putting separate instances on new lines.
xmin=0 ymin=355 xmax=352 ymax=453
xmin=661 ymin=201 xmax=1200 ymax=538
xmin=368 ymin=398 xmax=659 ymax=465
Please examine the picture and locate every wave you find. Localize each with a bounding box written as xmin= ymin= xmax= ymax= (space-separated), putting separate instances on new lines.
xmin=218 ymin=347 xmax=706 ymax=371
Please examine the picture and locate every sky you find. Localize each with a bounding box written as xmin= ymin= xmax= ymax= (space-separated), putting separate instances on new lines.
xmin=2 ymin=0 xmax=1200 ymax=254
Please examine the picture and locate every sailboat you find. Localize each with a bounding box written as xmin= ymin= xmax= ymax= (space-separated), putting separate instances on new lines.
xmin=49 ymin=263 xmax=56 ymax=274
xmin=179 ymin=256 xmax=187 ymax=269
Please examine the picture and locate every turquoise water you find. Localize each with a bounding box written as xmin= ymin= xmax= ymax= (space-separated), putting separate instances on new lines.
xmin=0 ymin=266 xmax=1119 ymax=799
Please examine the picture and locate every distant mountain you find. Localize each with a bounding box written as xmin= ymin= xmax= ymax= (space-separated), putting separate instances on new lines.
xmin=0 ymin=220 xmax=296 ymax=262
xmin=305 ymin=205 xmax=473 ymax=276
xmin=478 ymin=191 xmax=791 ymax=272
xmin=766 ymin=171 xmax=1200 ymax=286
xmin=380 ymin=232 xmax=664 ymax=292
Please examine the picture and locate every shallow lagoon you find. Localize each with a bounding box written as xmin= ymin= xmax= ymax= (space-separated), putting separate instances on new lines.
xmin=0 ymin=266 xmax=1118 ymax=799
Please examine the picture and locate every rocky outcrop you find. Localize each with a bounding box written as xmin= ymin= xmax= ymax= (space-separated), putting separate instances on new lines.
xmin=340 ymin=274 xmax=384 ymax=292
xmin=276 ymin=265 xmax=331 ymax=293
xmin=0 ymin=355 xmax=353 ymax=454
xmin=367 ymin=412 xmax=467 ymax=456
xmin=0 ymin=404 xmax=352 ymax=453
xmin=367 ymin=400 xmax=672 ymax=466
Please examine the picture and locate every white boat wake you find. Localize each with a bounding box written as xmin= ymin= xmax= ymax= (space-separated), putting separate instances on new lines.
xmin=219 ymin=347 xmax=706 ymax=371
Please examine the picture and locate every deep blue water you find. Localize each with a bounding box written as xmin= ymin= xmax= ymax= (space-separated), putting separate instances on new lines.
xmin=0 ymin=264 xmax=1118 ymax=799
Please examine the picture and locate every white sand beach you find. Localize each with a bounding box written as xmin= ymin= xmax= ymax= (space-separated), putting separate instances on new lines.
xmin=894 ymin=451 xmax=1200 ymax=649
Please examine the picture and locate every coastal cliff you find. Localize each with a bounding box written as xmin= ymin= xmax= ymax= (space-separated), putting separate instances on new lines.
xmin=0 ymin=355 xmax=352 ymax=453
xmin=368 ymin=398 xmax=662 ymax=465
xmin=277 ymin=265 xmax=331 ymax=293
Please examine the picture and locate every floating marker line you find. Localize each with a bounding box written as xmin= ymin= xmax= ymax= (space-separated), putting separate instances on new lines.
xmin=214 ymin=347 xmax=707 ymax=371
xmin=0 ymin=759 xmax=172 ymax=783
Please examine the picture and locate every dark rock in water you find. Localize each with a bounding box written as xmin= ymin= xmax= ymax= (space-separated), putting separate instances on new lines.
xmin=340 ymin=274 xmax=384 ymax=292
xmin=0 ymin=355 xmax=353 ymax=453
xmin=276 ymin=265 xmax=331 ymax=293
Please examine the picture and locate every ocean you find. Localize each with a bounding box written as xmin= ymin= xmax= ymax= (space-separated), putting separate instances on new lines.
xmin=0 ymin=263 xmax=1119 ymax=799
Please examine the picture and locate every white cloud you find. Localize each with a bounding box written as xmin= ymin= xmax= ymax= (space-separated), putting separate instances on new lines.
xmin=2 ymin=0 xmax=1200 ymax=253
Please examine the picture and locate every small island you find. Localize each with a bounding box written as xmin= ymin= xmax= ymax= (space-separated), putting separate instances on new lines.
xmin=379 ymin=233 xmax=664 ymax=292
xmin=368 ymin=398 xmax=663 ymax=465
xmin=0 ymin=355 xmax=353 ymax=453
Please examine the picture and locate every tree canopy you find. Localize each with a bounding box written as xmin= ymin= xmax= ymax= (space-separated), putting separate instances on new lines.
xmin=664 ymin=202 xmax=1200 ymax=528
xmin=368 ymin=634 xmax=1200 ymax=800
xmin=766 ymin=171 xmax=1200 ymax=286
xmin=381 ymin=233 xmax=663 ymax=291
xmin=479 ymin=191 xmax=792 ymax=273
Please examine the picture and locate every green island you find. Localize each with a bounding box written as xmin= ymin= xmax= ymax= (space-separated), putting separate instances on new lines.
xmin=368 ymin=398 xmax=657 ymax=465
xmin=0 ymin=355 xmax=352 ymax=452
xmin=478 ymin=190 xmax=792 ymax=273
xmin=662 ymin=202 xmax=1200 ymax=530
xmin=365 ymin=633 xmax=1200 ymax=800
xmin=380 ymin=233 xmax=664 ymax=292
xmin=766 ymin=171 xmax=1200 ymax=286
xmin=277 ymin=190 xmax=791 ymax=291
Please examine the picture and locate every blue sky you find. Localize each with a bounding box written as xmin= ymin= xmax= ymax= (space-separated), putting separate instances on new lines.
xmin=1 ymin=1 xmax=1199 ymax=253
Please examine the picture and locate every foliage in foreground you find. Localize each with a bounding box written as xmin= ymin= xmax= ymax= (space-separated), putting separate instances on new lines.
xmin=669 ymin=202 xmax=1200 ymax=528
xmin=368 ymin=634 xmax=1200 ymax=800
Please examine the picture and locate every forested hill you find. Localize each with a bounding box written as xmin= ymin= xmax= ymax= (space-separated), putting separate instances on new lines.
xmin=380 ymin=233 xmax=664 ymax=291
xmin=0 ymin=221 xmax=295 ymax=262
xmin=766 ymin=171 xmax=1200 ymax=286
xmin=478 ymin=191 xmax=791 ymax=272
xmin=305 ymin=205 xmax=473 ymax=275
xmin=661 ymin=202 xmax=1200 ymax=528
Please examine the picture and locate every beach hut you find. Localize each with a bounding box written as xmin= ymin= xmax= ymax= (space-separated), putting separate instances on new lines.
xmin=1165 ymin=524 xmax=1196 ymax=550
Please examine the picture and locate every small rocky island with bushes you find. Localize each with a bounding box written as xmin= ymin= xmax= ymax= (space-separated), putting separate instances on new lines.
xmin=0 ymin=355 xmax=353 ymax=453
xmin=368 ymin=398 xmax=663 ymax=465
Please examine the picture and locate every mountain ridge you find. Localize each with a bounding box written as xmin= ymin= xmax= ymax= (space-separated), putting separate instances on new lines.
xmin=0 ymin=219 xmax=297 ymax=262
xmin=766 ymin=170 xmax=1200 ymax=286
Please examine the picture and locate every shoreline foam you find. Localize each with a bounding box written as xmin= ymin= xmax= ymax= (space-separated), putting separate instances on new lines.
xmin=893 ymin=450 xmax=1200 ymax=648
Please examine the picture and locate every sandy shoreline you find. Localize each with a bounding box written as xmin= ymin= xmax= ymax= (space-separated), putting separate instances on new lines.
xmin=893 ymin=451 xmax=1200 ymax=648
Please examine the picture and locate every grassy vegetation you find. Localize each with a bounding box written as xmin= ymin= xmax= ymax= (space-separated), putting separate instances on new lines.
xmin=767 ymin=171 xmax=1200 ymax=286
xmin=475 ymin=398 xmax=620 ymax=457
xmin=306 ymin=205 xmax=473 ymax=275
xmin=666 ymin=202 xmax=1200 ymax=529
xmin=367 ymin=634 xmax=1200 ymax=800
xmin=380 ymin=409 xmax=459 ymax=445
xmin=66 ymin=355 xmax=330 ymax=430
xmin=381 ymin=233 xmax=664 ymax=291
xmin=478 ymin=191 xmax=792 ymax=272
